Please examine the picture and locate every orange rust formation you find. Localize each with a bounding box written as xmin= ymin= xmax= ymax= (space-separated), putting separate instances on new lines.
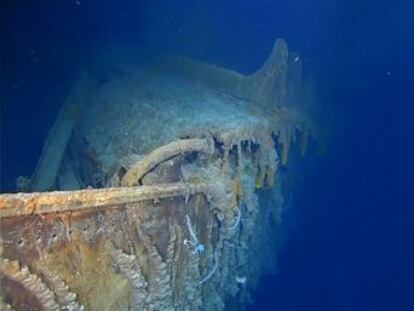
xmin=1 ymin=38 xmax=319 ymax=310
xmin=0 ymin=183 xmax=208 ymax=218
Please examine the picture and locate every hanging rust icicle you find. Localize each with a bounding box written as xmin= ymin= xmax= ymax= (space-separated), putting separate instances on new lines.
xmin=1 ymin=38 xmax=319 ymax=310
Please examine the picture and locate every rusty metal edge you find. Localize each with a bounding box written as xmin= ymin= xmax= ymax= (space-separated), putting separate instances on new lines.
xmin=0 ymin=183 xmax=208 ymax=218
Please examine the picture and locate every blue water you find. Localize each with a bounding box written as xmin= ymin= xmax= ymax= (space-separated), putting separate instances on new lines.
xmin=1 ymin=1 xmax=414 ymax=310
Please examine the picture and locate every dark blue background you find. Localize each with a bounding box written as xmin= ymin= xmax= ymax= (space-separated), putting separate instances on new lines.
xmin=1 ymin=1 xmax=413 ymax=310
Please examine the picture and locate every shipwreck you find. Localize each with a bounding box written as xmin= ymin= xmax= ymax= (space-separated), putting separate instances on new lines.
xmin=0 ymin=39 xmax=318 ymax=310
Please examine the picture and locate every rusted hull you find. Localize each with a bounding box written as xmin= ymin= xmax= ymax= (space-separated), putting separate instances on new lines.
xmin=1 ymin=38 xmax=319 ymax=310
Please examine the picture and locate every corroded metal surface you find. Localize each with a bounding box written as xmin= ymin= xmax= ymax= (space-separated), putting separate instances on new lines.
xmin=1 ymin=38 xmax=318 ymax=310
xmin=0 ymin=141 xmax=287 ymax=310
xmin=1 ymin=190 xmax=214 ymax=310
xmin=0 ymin=183 xmax=209 ymax=218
